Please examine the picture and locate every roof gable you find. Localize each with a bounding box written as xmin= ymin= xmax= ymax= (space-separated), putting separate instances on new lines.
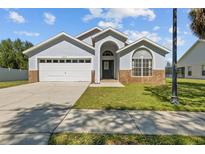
xmin=76 ymin=27 xmax=102 ymax=40
xmin=178 ymin=40 xmax=204 ymax=63
xmin=117 ymin=37 xmax=170 ymax=55
xmin=92 ymin=27 xmax=128 ymax=43
xmin=23 ymin=32 xmax=95 ymax=55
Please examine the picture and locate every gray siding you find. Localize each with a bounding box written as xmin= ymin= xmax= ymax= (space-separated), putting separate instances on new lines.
xmin=119 ymin=46 xmax=166 ymax=70
xmin=183 ymin=64 xmax=205 ymax=79
xmin=81 ymin=36 xmax=93 ymax=45
xmin=29 ymin=40 xmax=94 ymax=70
xmin=178 ymin=41 xmax=205 ymax=79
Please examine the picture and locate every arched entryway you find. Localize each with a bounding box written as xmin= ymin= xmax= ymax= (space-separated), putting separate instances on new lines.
xmin=100 ymin=41 xmax=119 ymax=79
xmin=102 ymin=50 xmax=114 ymax=79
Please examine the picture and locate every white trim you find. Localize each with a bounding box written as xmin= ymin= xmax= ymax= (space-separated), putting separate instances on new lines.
xmin=117 ymin=37 xmax=170 ymax=54
xmin=36 ymin=56 xmax=93 ymax=59
xmin=23 ymin=32 xmax=95 ymax=55
xmin=187 ymin=66 xmax=192 ymax=77
xmin=36 ymin=56 xmax=93 ymax=69
xmin=76 ymin=27 xmax=102 ymax=38
xmin=102 ymin=56 xmax=114 ymax=60
xmin=28 ymin=69 xmax=38 ymax=71
xmin=131 ymin=57 xmax=153 ymax=77
xmin=126 ymin=46 xmax=156 ymax=70
xmin=92 ymin=27 xmax=128 ymax=40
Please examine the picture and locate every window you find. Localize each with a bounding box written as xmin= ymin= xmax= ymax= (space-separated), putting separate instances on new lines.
xmin=53 ymin=59 xmax=58 ymax=63
xmin=79 ymin=59 xmax=85 ymax=63
xmin=132 ymin=49 xmax=152 ymax=76
xmin=46 ymin=59 xmax=52 ymax=63
xmin=40 ymin=59 xmax=45 ymax=63
xmin=102 ymin=51 xmax=113 ymax=56
xmin=104 ymin=61 xmax=109 ymax=70
xmin=72 ymin=59 xmax=78 ymax=63
xmin=188 ymin=66 xmax=192 ymax=76
xmin=143 ymin=59 xmax=152 ymax=76
xmin=59 ymin=59 xmax=65 ymax=63
xmin=85 ymin=59 xmax=91 ymax=63
xmin=202 ymin=65 xmax=205 ymax=76
xmin=132 ymin=59 xmax=141 ymax=76
xmin=66 ymin=59 xmax=71 ymax=63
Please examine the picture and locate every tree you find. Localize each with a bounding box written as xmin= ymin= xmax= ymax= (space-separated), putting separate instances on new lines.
xmin=171 ymin=8 xmax=179 ymax=104
xmin=0 ymin=39 xmax=33 ymax=69
xmin=189 ymin=9 xmax=205 ymax=39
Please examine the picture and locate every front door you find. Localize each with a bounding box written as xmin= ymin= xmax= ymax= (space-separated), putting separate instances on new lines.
xmin=102 ymin=60 xmax=114 ymax=79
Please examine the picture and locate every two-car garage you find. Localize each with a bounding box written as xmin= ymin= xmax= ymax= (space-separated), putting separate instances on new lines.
xmin=24 ymin=32 xmax=96 ymax=83
xmin=39 ymin=58 xmax=92 ymax=82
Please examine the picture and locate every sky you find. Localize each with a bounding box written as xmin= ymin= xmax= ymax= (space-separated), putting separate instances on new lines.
xmin=0 ymin=8 xmax=198 ymax=62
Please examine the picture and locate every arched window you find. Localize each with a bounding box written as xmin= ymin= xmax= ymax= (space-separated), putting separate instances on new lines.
xmin=102 ymin=50 xmax=113 ymax=56
xmin=132 ymin=49 xmax=152 ymax=76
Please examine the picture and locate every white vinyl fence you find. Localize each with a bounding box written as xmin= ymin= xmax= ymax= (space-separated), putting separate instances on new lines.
xmin=0 ymin=67 xmax=28 ymax=81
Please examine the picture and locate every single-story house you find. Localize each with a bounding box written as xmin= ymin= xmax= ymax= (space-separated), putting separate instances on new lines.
xmin=178 ymin=39 xmax=205 ymax=79
xmin=23 ymin=27 xmax=169 ymax=84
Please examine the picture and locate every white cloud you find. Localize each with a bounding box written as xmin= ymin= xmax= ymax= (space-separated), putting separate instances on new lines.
xmin=124 ymin=30 xmax=161 ymax=43
xmin=105 ymin=8 xmax=156 ymax=21
xmin=43 ymin=12 xmax=56 ymax=25
xmin=168 ymin=27 xmax=172 ymax=33
xmin=8 ymin=11 xmax=25 ymax=23
xmin=163 ymin=39 xmax=172 ymax=49
xmin=163 ymin=37 xmax=185 ymax=49
xmin=83 ymin=8 xmax=156 ymax=29
xmin=83 ymin=8 xmax=103 ymax=21
xmin=168 ymin=26 xmax=180 ymax=33
xmin=153 ymin=26 xmax=160 ymax=31
xmin=178 ymin=37 xmax=185 ymax=46
xmin=84 ymin=8 xmax=156 ymax=22
xmin=14 ymin=31 xmax=40 ymax=37
xmin=98 ymin=21 xmax=121 ymax=29
xmin=183 ymin=31 xmax=191 ymax=35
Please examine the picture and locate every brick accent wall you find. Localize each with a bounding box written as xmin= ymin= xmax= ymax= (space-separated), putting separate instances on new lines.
xmin=91 ymin=70 xmax=95 ymax=83
xmin=29 ymin=70 xmax=39 ymax=83
xmin=119 ymin=70 xmax=165 ymax=84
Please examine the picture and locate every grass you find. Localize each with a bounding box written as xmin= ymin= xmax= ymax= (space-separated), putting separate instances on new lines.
xmin=49 ymin=133 xmax=205 ymax=145
xmin=0 ymin=80 xmax=28 ymax=89
xmin=73 ymin=78 xmax=205 ymax=112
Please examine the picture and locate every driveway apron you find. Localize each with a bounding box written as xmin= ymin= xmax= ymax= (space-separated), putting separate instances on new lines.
xmin=0 ymin=82 xmax=89 ymax=145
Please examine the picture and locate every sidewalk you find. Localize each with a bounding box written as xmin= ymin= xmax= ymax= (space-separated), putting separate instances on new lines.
xmin=55 ymin=109 xmax=205 ymax=136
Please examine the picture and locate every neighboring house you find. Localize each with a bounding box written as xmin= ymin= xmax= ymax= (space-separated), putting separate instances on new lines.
xmin=23 ymin=27 xmax=169 ymax=84
xmin=178 ymin=40 xmax=205 ymax=79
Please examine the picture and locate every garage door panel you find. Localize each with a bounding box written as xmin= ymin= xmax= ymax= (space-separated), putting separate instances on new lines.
xmin=39 ymin=59 xmax=92 ymax=81
xmin=39 ymin=64 xmax=91 ymax=71
xmin=65 ymin=71 xmax=91 ymax=81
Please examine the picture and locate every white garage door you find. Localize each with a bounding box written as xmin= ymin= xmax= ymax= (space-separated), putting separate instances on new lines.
xmin=39 ymin=58 xmax=92 ymax=81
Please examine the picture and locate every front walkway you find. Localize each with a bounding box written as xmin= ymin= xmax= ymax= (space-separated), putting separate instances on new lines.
xmin=55 ymin=109 xmax=205 ymax=136
xmin=90 ymin=80 xmax=124 ymax=87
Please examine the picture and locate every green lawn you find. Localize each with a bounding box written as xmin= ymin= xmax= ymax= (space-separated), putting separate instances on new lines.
xmin=73 ymin=78 xmax=205 ymax=111
xmin=49 ymin=133 xmax=205 ymax=145
xmin=0 ymin=80 xmax=28 ymax=89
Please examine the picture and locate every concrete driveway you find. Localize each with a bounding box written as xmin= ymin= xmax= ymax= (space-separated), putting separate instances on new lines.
xmin=0 ymin=82 xmax=89 ymax=145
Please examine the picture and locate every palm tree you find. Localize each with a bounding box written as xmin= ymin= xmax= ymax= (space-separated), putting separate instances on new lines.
xmin=171 ymin=8 xmax=179 ymax=104
xmin=189 ymin=9 xmax=205 ymax=39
